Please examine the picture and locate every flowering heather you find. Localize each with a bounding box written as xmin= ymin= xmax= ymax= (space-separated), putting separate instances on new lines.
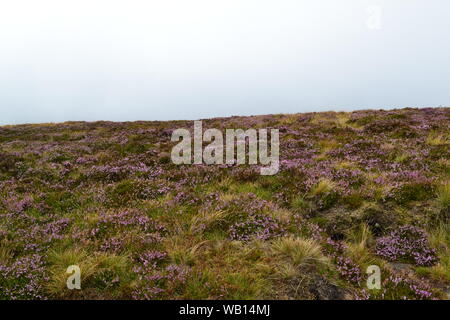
xmin=375 ymin=226 xmax=438 ymax=266
xmin=335 ymin=257 xmax=363 ymax=285
xmin=132 ymin=250 xmax=188 ymax=300
xmin=0 ymin=254 xmax=48 ymax=300
xmin=137 ymin=250 xmax=168 ymax=268
xmin=100 ymin=236 xmax=124 ymax=253
xmin=359 ymin=271 xmax=438 ymax=300
xmin=385 ymin=274 xmax=434 ymax=300
xmin=229 ymin=214 xmax=286 ymax=242
xmin=0 ymin=108 xmax=449 ymax=300
xmin=94 ymin=210 xmax=165 ymax=235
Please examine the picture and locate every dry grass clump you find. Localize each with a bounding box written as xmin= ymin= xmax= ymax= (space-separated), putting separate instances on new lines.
xmin=436 ymin=182 xmax=450 ymax=209
xmin=270 ymin=236 xmax=329 ymax=268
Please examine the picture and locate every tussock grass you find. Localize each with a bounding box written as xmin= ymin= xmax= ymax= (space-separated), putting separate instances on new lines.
xmin=345 ymin=224 xmax=375 ymax=266
xmin=291 ymin=196 xmax=310 ymax=211
xmin=427 ymin=132 xmax=449 ymax=146
xmin=428 ymin=223 xmax=449 ymax=253
xmin=318 ymin=139 xmax=339 ymax=153
xmin=181 ymin=239 xmax=272 ymax=299
xmin=436 ymin=182 xmax=450 ymax=209
xmin=310 ymin=179 xmax=335 ymax=197
xmin=189 ymin=210 xmax=227 ymax=234
xmin=0 ymin=246 xmax=13 ymax=264
xmin=418 ymin=223 xmax=450 ymax=282
xmin=270 ymin=236 xmax=329 ymax=268
xmin=165 ymin=236 xmax=208 ymax=266
xmin=46 ymin=249 xmax=130 ymax=298
xmin=334 ymin=160 xmax=357 ymax=170
xmin=394 ymin=152 xmax=410 ymax=163
xmin=268 ymin=208 xmax=294 ymax=224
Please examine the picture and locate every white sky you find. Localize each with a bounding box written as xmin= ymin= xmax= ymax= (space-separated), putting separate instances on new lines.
xmin=0 ymin=0 xmax=449 ymax=124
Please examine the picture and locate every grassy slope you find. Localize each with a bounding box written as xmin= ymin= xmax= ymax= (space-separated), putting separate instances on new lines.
xmin=0 ymin=107 xmax=449 ymax=300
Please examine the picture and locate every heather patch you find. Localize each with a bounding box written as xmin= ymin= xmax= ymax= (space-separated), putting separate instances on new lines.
xmin=359 ymin=271 xmax=439 ymax=300
xmin=132 ymin=250 xmax=188 ymax=299
xmin=0 ymin=254 xmax=49 ymax=300
xmin=335 ymin=257 xmax=363 ymax=285
xmin=375 ymin=226 xmax=438 ymax=266
xmin=229 ymin=214 xmax=286 ymax=242
xmin=105 ymin=179 xmax=172 ymax=206
xmin=90 ymin=209 xmax=166 ymax=242
xmin=213 ymin=193 xmax=277 ymax=226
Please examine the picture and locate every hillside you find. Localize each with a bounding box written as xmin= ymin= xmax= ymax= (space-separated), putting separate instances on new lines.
xmin=0 ymin=107 xmax=449 ymax=300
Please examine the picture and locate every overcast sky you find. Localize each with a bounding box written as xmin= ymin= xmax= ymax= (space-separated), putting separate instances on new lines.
xmin=0 ymin=0 xmax=449 ymax=125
